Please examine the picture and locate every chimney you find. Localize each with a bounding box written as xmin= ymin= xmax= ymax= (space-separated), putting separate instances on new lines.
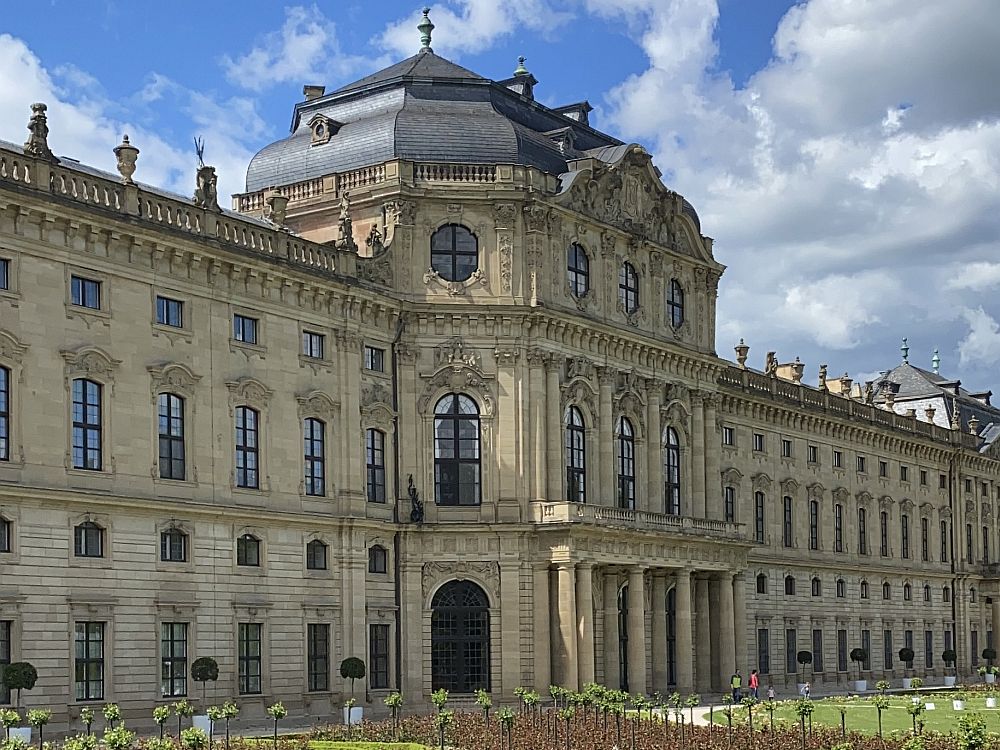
xmin=302 ymin=85 xmax=326 ymax=101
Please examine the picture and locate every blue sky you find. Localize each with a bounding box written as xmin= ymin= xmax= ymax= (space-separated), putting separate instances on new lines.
xmin=3 ymin=0 xmax=1000 ymax=389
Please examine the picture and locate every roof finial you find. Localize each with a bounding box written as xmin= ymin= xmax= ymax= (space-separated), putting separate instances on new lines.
xmin=514 ymin=56 xmax=529 ymax=76
xmin=932 ymin=347 xmax=940 ymax=374
xmin=418 ymin=7 xmax=434 ymax=52
xmin=901 ymin=336 xmax=909 ymax=364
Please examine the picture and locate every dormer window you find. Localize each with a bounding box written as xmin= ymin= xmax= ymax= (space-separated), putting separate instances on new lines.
xmin=309 ymin=114 xmax=341 ymax=146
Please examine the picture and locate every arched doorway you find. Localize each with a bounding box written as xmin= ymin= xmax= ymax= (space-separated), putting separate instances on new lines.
xmin=431 ymin=580 xmax=491 ymax=692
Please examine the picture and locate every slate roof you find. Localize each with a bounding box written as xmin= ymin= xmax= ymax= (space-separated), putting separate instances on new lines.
xmin=244 ymin=49 xmax=626 ymax=192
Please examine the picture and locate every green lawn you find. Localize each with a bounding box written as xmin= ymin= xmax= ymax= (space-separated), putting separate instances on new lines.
xmin=716 ymin=696 xmax=1000 ymax=735
xmin=309 ymin=742 xmax=431 ymax=750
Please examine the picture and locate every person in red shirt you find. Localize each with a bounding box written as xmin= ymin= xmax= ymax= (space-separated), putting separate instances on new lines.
xmin=749 ymin=669 xmax=760 ymax=699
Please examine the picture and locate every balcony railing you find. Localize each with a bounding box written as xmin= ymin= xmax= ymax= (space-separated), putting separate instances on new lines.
xmin=530 ymin=501 xmax=745 ymax=538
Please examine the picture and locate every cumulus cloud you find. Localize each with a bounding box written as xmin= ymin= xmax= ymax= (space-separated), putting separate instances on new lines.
xmin=947 ymin=263 xmax=1000 ymax=293
xmin=959 ymin=308 xmax=1000 ymax=367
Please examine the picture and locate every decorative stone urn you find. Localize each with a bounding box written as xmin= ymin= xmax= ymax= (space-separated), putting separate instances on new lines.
xmin=114 ymin=134 xmax=139 ymax=184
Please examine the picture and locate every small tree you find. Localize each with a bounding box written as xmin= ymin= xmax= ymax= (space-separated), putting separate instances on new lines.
xmin=0 ymin=709 xmax=19 ymax=741
xmin=339 ymin=658 xmax=366 ymax=699
xmin=872 ymin=694 xmax=890 ymax=737
xmin=796 ymin=651 xmax=813 ymax=683
xmin=221 ymin=701 xmax=239 ymax=750
xmin=2 ymin=663 xmax=37 ymax=708
xmin=943 ymin=649 xmax=958 ymax=676
xmin=179 ymin=727 xmax=208 ymax=750
xmin=265 ymin=702 xmax=286 ymax=750
xmin=190 ymin=657 xmax=219 ymax=707
xmin=102 ymin=725 xmax=136 ymax=750
xmin=431 ymin=688 xmax=449 ymax=713
xmin=385 ymin=692 xmax=403 ymax=732
xmin=850 ymin=648 xmax=868 ymax=682
xmin=152 ymin=707 xmax=171 ymax=740
xmin=79 ymin=708 xmax=94 ymax=737
xmin=173 ymin=699 xmax=195 ymax=738
xmin=101 ymin=704 xmax=121 ymax=729
xmin=475 ymin=689 xmax=492 ymax=722
xmin=900 ymin=647 xmax=915 ymax=673
xmin=26 ymin=710 xmax=50 ymax=750
xmin=983 ymin=648 xmax=997 ymax=668
xmin=206 ymin=706 xmax=224 ymax=746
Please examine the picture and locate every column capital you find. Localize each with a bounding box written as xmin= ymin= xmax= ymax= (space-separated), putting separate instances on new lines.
xmin=597 ymin=366 xmax=617 ymax=387
xmin=543 ymin=354 xmax=563 ymax=373
xmin=576 ymin=561 xmax=595 ymax=572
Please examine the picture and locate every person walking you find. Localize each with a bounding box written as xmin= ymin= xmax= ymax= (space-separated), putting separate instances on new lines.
xmin=766 ymin=684 xmax=776 ymax=700
xmin=730 ymin=671 xmax=742 ymax=702
xmin=799 ymin=681 xmax=811 ymax=700
xmin=749 ymin=668 xmax=760 ymax=699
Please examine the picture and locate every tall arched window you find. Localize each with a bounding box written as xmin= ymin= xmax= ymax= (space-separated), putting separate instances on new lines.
xmin=158 ymin=393 xmax=185 ymax=480
xmin=306 ymin=539 xmax=327 ymax=570
xmin=756 ymin=573 xmax=767 ymax=594
xmin=667 ymin=279 xmax=684 ymax=328
xmin=74 ymin=521 xmax=104 ymax=558
xmin=618 ymin=262 xmax=639 ymax=313
xmin=664 ymin=427 xmax=681 ymax=515
xmin=366 ymin=428 xmax=386 ymax=503
xmin=430 ymin=224 xmax=478 ymax=282
xmin=565 ymin=406 xmax=586 ymax=502
xmin=235 ymin=406 xmax=259 ymax=489
xmin=567 ymin=244 xmax=590 ymax=297
xmin=303 ymin=418 xmax=325 ymax=497
xmin=0 ymin=365 xmax=10 ymax=462
xmin=431 ymin=580 xmax=490 ymax=693
xmin=71 ymin=378 xmax=102 ymax=471
xmin=617 ymin=417 xmax=636 ymax=510
xmin=434 ymin=394 xmax=481 ymax=506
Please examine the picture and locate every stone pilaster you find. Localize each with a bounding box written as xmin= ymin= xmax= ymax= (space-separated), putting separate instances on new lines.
xmin=703 ymin=393 xmax=721 ymax=520
xmin=734 ymin=572 xmax=747 ymax=674
xmin=716 ymin=571 xmax=737 ymax=690
xmin=691 ymin=393 xmax=707 ymax=518
xmin=603 ymin=569 xmax=620 ymax=689
xmin=695 ymin=575 xmax=712 ymax=692
xmin=554 ymin=563 xmax=579 ymax=689
xmin=528 ymin=349 xmax=547 ymax=502
xmin=533 ymin=563 xmax=551 ymax=690
xmin=576 ymin=563 xmax=596 ymax=685
xmin=627 ymin=566 xmax=647 ymax=694
xmin=674 ymin=569 xmax=694 ymax=693
xmin=545 ymin=357 xmax=562 ymax=503
xmin=646 ymin=380 xmax=663 ymax=513
xmin=598 ymin=367 xmax=615 ymax=505
xmin=650 ymin=571 xmax=668 ymax=693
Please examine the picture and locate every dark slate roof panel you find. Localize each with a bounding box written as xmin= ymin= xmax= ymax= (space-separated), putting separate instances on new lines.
xmin=331 ymin=51 xmax=485 ymax=95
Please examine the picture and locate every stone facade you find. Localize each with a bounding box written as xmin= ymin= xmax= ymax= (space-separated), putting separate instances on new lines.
xmin=0 ymin=50 xmax=999 ymax=732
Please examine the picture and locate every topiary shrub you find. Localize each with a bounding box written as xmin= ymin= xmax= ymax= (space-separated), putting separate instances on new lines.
xmin=190 ymin=657 xmax=219 ymax=706
xmin=339 ymin=658 xmax=366 ymax=698
xmin=849 ymin=648 xmax=868 ymax=682
xmin=2 ymin=663 xmax=37 ymax=708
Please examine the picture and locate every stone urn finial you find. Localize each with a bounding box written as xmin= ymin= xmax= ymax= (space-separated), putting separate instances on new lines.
xmin=734 ymin=339 xmax=749 ymax=369
xmin=23 ymin=102 xmax=57 ymax=161
xmin=113 ymin=134 xmax=139 ymax=184
xmin=969 ymin=415 xmax=980 ymax=436
xmin=925 ymin=406 xmax=936 ymax=422
xmin=264 ymin=193 xmax=289 ymax=227
xmin=418 ymin=7 xmax=434 ymax=52
xmin=790 ymin=356 xmax=804 ymax=384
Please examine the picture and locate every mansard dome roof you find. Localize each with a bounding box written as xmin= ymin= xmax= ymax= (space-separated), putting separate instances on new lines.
xmin=244 ymin=49 xmax=625 ymax=192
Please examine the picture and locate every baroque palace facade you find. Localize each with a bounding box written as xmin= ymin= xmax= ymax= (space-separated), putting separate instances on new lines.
xmin=2 ymin=14 xmax=1000 ymax=729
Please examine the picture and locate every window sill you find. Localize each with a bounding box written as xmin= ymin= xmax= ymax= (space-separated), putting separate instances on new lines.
xmin=153 ymin=323 xmax=194 ymax=342
xmin=230 ymin=340 xmax=266 ymax=360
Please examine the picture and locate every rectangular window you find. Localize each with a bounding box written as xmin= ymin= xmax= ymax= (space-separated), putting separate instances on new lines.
xmin=940 ymin=473 xmax=947 ymax=490
xmin=155 ymin=296 xmax=184 ymax=328
xmin=901 ymin=515 xmax=910 ymax=559
xmin=302 ymin=331 xmax=325 ymax=359
xmin=858 ymin=508 xmax=868 ymax=555
xmin=833 ymin=450 xmax=843 ymax=468
xmin=0 ymin=518 xmax=9 ymax=554
xmin=904 ymin=631 xmax=914 ymax=668
xmin=754 ymin=492 xmax=765 ymax=544
xmin=724 ymin=486 xmax=735 ymax=522
xmin=920 ymin=469 xmax=928 ymax=486
xmin=807 ymin=445 xmax=818 ymax=464
xmin=857 ymin=455 xmax=867 ymax=473
xmin=366 ymin=429 xmax=386 ymax=503
xmin=985 ymin=526 xmax=991 ymax=565
xmin=783 ymin=496 xmax=793 ymax=548
xmin=233 ymin=314 xmax=258 ymax=344
xmin=722 ymin=426 xmax=734 ymax=446
xmin=781 ymin=439 xmax=792 ymax=458
xmin=0 ymin=365 xmax=9 ymax=462
xmin=235 ymin=407 xmax=259 ymax=489
xmin=879 ymin=460 xmax=888 ymax=478
xmin=71 ymin=275 xmax=101 ymax=309
xmin=880 ymin=511 xmax=889 ymax=557
xmin=941 ymin=520 xmax=949 ymax=561
xmin=753 ymin=433 xmax=765 ymax=452
xmin=757 ymin=629 xmax=770 ymax=674
xmin=0 ymin=259 xmax=8 ymax=290
xmin=925 ymin=630 xmax=934 ymax=668
xmin=303 ymin=418 xmax=325 ymax=497
xmin=901 ymin=465 xmax=909 ymax=482
xmin=71 ymin=378 xmax=102 ymax=471
xmin=370 ymin=624 xmax=390 ymax=689
xmin=809 ymin=501 xmax=819 ymax=551
xmin=364 ymin=346 xmax=385 ymax=372
xmin=945 ymin=629 xmax=953 ymax=653
xmin=972 ymin=630 xmax=979 ymax=667
xmin=921 ymin=518 xmax=929 ymax=562
xmin=160 ymin=530 xmax=187 ymax=562
xmin=161 ymin=622 xmax=188 ymax=697
xmin=238 ymin=623 xmax=262 ymax=695
xmin=884 ymin=630 xmax=893 ymax=670
xmin=307 ymin=624 xmax=329 ymax=692
xmin=812 ymin=629 xmax=824 ymax=673
xmin=837 ymin=629 xmax=848 ymax=672
xmin=74 ymin=622 xmax=104 ymax=701
xmin=158 ymin=393 xmax=186 ymax=480
xmin=968 ymin=523 xmax=975 ymax=564
xmin=966 ymin=478 xmax=973 ymax=494
xmin=0 ymin=620 xmax=10 ymax=704
xmin=834 ymin=504 xmax=844 ymax=553
xmin=861 ymin=630 xmax=872 ymax=671
xmin=785 ymin=628 xmax=797 ymax=675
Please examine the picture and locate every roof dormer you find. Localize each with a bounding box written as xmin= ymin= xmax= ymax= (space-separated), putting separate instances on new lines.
xmin=308 ymin=114 xmax=342 ymax=146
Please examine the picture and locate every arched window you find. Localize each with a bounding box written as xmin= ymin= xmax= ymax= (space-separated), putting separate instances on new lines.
xmin=860 ymin=580 xmax=870 ymax=599
xmin=784 ymin=575 xmax=795 ymax=595
xmin=756 ymin=573 xmax=767 ymax=594
xmin=565 ymin=406 xmax=586 ymax=502
xmin=235 ymin=406 xmax=259 ymax=489
xmin=0 ymin=365 xmax=9 ymax=461
xmin=811 ymin=577 xmax=821 ymax=596
xmin=882 ymin=581 xmax=891 ymax=600
xmin=616 ymin=417 xmax=636 ymax=510
xmin=303 ymin=418 xmax=325 ymax=497
xmin=434 ymin=394 xmax=481 ymax=506
xmin=903 ymin=582 xmax=912 ymax=601
xmin=306 ymin=539 xmax=327 ymax=570
xmin=667 ymin=279 xmax=684 ymax=328
xmin=366 ymin=428 xmax=386 ymax=503
xmin=971 ymin=586 xmax=977 ymax=603
xmin=430 ymin=224 xmax=478 ymax=282
xmin=236 ymin=534 xmax=260 ymax=567
xmin=431 ymin=580 xmax=490 ymax=693
xmin=836 ymin=578 xmax=846 ymax=598
xmin=158 ymin=393 xmax=186 ymax=480
xmin=943 ymin=585 xmax=951 ymax=602
xmin=664 ymin=427 xmax=681 ymax=515
xmin=368 ymin=544 xmax=388 ymax=574
xmin=160 ymin=528 xmax=187 ymax=562
xmin=618 ymin=262 xmax=639 ymax=313
xmin=567 ymin=244 xmax=590 ymax=297
xmin=923 ymin=584 xmax=931 ymax=602
xmin=71 ymin=378 xmax=103 ymax=471
xmin=74 ymin=521 xmax=104 ymax=558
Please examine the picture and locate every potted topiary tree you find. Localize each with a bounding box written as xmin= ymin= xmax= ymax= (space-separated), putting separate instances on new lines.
xmin=796 ymin=651 xmax=812 ymax=694
xmin=190 ymin=657 xmax=219 ymax=733
xmin=943 ymin=649 xmax=957 ymax=687
xmin=899 ymin=647 xmax=915 ymax=689
xmin=2 ymin=663 xmax=37 ymax=743
xmin=340 ymin=658 xmax=366 ymax=725
xmin=849 ymin=648 xmax=868 ymax=692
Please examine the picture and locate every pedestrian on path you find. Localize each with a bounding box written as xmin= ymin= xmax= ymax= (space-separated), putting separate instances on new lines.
xmin=767 ymin=685 xmax=776 ymax=700
xmin=730 ymin=671 xmax=742 ymax=702
xmin=749 ymin=669 xmax=760 ymax=699
xmin=799 ymin=682 xmax=811 ymax=699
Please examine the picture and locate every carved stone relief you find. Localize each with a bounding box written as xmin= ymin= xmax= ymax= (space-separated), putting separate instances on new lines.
xmin=422 ymin=561 xmax=501 ymax=600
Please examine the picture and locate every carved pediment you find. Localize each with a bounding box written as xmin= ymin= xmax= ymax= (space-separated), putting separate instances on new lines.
xmin=856 ymin=490 xmax=873 ymax=505
xmin=0 ymin=329 xmax=28 ymax=363
xmin=751 ymin=472 xmax=772 ymax=491
xmin=417 ymin=366 xmax=495 ymax=416
xmin=832 ymin=487 xmax=850 ymax=503
xmin=226 ymin=377 xmax=272 ymax=407
xmin=722 ymin=467 xmax=743 ymax=485
xmin=779 ymin=477 xmax=799 ymax=495
xmin=566 ymin=356 xmax=595 ymax=381
xmin=148 ymin=362 xmax=201 ymax=397
xmin=807 ymin=483 xmax=825 ymax=501
xmin=61 ymin=346 xmax=120 ymax=381
xmin=296 ymin=390 xmax=339 ymax=420
xmin=561 ymin=379 xmax=598 ymax=419
xmin=434 ymin=337 xmax=482 ymax=371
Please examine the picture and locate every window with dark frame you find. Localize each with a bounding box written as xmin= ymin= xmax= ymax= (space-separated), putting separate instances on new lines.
xmin=74 ymin=521 xmax=103 ymax=558
xmin=0 ymin=620 xmax=10 ymax=704
xmin=667 ymin=279 xmax=684 ymax=328
xmin=807 ymin=444 xmax=818 ymax=464
xmin=904 ymin=583 xmax=912 ymax=601
xmin=901 ymin=465 xmax=909 ymax=482
xmin=618 ymin=261 xmax=639 ymax=313
xmin=71 ymin=378 xmax=102 ymax=471
xmin=968 ymin=523 xmax=975 ymax=564
xmin=833 ymin=450 xmax=843 ymax=468
xmin=985 ymin=526 xmax=992 ymax=565
xmin=901 ymin=514 xmax=910 ymax=559
xmin=0 ymin=517 xmax=10 ymax=554
xmin=160 ymin=528 xmax=187 ymax=562
xmin=366 ymin=428 xmax=386 ymax=503
xmin=724 ymin=486 xmax=735 ymax=522
xmin=664 ymin=427 xmax=681 ymax=515
xmin=364 ymin=345 xmax=385 ymax=372
xmin=303 ymin=418 xmax=325 ymax=497
xmin=882 ymin=581 xmax=891 ymax=600
xmin=782 ymin=496 xmax=793 ymax=547
xmin=0 ymin=259 xmax=8 ymax=290
xmin=838 ymin=629 xmax=848 ymax=672
xmin=857 ymin=455 xmax=867 ymax=473
xmin=431 ymin=580 xmax=490 ymax=692
xmin=922 ymin=517 xmax=930 ymax=562
xmin=430 ymin=224 xmax=478 ymax=282
xmin=158 ymin=393 xmax=186 ymax=480
xmin=834 ymin=503 xmax=844 ymax=552
xmin=238 ymin=623 xmax=262 ymax=695
xmin=617 ymin=417 xmax=636 ymax=510
xmin=925 ymin=630 xmax=934 ymax=668
xmin=883 ymin=630 xmax=893 ymax=670
xmin=233 ymin=314 xmax=258 ymax=345
xmin=753 ymin=433 xmax=765 ymax=452
xmin=307 ymin=624 xmax=329 ymax=691
xmin=433 ymin=394 xmax=481 ymax=506
xmin=940 ymin=473 xmax=947 ymax=489
xmin=836 ymin=578 xmax=846 ymax=598
xmin=879 ymin=460 xmax=888 ymax=478
xmin=74 ymin=621 xmax=104 ymax=700
xmin=858 ymin=507 xmax=868 ymax=555
xmin=785 ymin=575 xmax=795 ymax=595
xmin=0 ymin=365 xmax=8 ymax=462
xmin=924 ymin=584 xmax=931 ymax=602
xmin=370 ymin=623 xmax=390 ymax=689
xmin=756 ymin=573 xmax=767 ymax=594
xmin=861 ymin=630 xmax=871 ymax=670
xmin=306 ymin=540 xmax=327 ymax=571
xmin=861 ymin=580 xmax=869 ymax=599
xmin=235 ymin=406 xmax=259 ymax=489
xmin=880 ymin=511 xmax=889 ymax=557
xmin=812 ymin=629 xmax=824 ymax=672
xmin=781 ymin=439 xmax=792 ymax=458
xmin=302 ymin=331 xmax=325 ymax=359
xmin=156 ymin=296 xmax=184 ymax=328
xmin=941 ymin=520 xmax=949 ymax=561
xmin=369 ymin=545 xmax=388 ymax=574
xmin=71 ymin=275 xmax=101 ymax=309
xmin=757 ymin=629 xmax=770 ymax=674
xmin=785 ymin=628 xmax=797 ymax=674
xmin=754 ymin=492 xmax=765 ymax=543
xmin=236 ymin=534 xmax=260 ymax=567
xmin=567 ymin=244 xmax=590 ymax=297
xmin=565 ymin=407 xmax=586 ymax=503
xmin=809 ymin=500 xmax=819 ymax=550
xmin=160 ymin=622 xmax=188 ymax=697
xmin=811 ymin=577 xmax=821 ymax=596
xmin=920 ymin=469 xmax=928 ymax=486
xmin=722 ymin=426 xmax=735 ymax=446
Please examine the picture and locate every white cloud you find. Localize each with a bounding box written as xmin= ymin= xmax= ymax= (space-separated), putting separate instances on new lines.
xmin=959 ymin=308 xmax=1000 ymax=367
xmin=946 ymin=262 xmax=1000 ymax=293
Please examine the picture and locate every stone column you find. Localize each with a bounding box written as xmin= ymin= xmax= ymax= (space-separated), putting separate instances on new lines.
xmin=533 ymin=563 xmax=551 ymax=690
xmin=716 ymin=571 xmax=737 ymax=690
xmin=691 ymin=393 xmax=707 ymax=518
xmin=528 ymin=350 xmax=547 ymax=502
xmin=554 ymin=563 xmax=579 ymax=690
xmin=627 ymin=566 xmax=648 ymax=694
xmin=703 ymin=394 xmax=721 ymax=520
xmin=695 ymin=576 xmax=712 ymax=692
xmin=733 ymin=573 xmax=747 ymax=674
xmin=674 ymin=569 xmax=694 ymax=693
xmin=603 ymin=570 xmax=621 ymax=689
xmin=545 ymin=358 xmax=563 ymax=503
xmin=598 ymin=368 xmax=615 ymax=505
xmin=646 ymin=381 xmax=663 ymax=513
xmin=576 ymin=563 xmax=596 ymax=686
xmin=651 ymin=571 xmax=668 ymax=693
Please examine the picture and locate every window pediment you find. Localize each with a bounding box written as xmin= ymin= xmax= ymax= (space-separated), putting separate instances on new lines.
xmin=308 ymin=114 xmax=342 ymax=145
xmin=61 ymin=345 xmax=120 ymax=382
xmin=227 ymin=377 xmax=272 ymax=408
xmin=148 ymin=362 xmax=201 ymax=397
xmin=296 ymin=390 xmax=339 ymax=420
xmin=0 ymin=329 xmax=27 ymax=363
